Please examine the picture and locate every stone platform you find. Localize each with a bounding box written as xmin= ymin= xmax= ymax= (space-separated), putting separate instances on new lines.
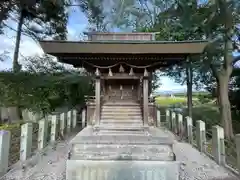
xmin=67 ymin=160 xmax=179 ymax=180
xmin=66 ymin=126 xmax=180 ymax=180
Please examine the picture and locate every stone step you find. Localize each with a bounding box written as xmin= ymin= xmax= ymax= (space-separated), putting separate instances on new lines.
xmin=96 ymin=126 xmax=144 ymax=131
xmin=101 ymin=112 xmax=142 ymax=115
xmin=70 ymin=132 xmax=174 ymax=145
xmin=103 ymin=102 xmax=140 ymax=106
xmin=66 ymin=159 xmax=180 ymax=180
xmin=102 ymin=104 xmax=141 ymax=108
xmin=70 ymin=144 xmax=175 ymax=161
xmin=101 ymin=110 xmax=141 ymax=113
xmin=100 ymin=121 xmax=143 ymax=126
xmin=94 ymin=130 xmax=148 ymax=136
xmin=99 ymin=124 xmax=143 ymax=128
xmin=66 ymin=160 xmax=179 ymax=180
xmin=101 ymin=114 xmax=142 ymax=120
xmin=101 ymin=109 xmax=141 ymax=112
xmin=100 ymin=120 xmax=142 ymax=123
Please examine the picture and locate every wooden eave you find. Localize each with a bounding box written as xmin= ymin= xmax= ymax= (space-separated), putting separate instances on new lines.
xmin=39 ymin=40 xmax=208 ymax=72
xmin=39 ymin=40 xmax=208 ymax=55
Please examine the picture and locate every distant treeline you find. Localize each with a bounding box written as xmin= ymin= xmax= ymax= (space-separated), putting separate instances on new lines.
xmin=173 ymin=92 xmax=210 ymax=97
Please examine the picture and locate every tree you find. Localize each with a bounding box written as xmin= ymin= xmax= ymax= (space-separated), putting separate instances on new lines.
xmin=0 ymin=0 xmax=69 ymax=121
xmin=99 ymin=0 xmax=240 ymax=138
xmin=156 ymin=0 xmax=240 ymax=138
xmin=76 ymin=0 xmax=108 ymax=31
xmin=11 ymin=0 xmax=69 ymax=72
xmin=0 ymin=55 xmax=93 ymax=118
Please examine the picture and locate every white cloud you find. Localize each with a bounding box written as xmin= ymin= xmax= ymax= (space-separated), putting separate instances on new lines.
xmin=157 ymin=76 xmax=186 ymax=92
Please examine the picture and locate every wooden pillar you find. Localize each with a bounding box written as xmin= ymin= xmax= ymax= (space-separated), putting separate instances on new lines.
xmin=95 ymin=68 xmax=101 ymax=126
xmin=137 ymin=80 xmax=141 ymax=101
xmin=143 ymin=69 xmax=149 ymax=127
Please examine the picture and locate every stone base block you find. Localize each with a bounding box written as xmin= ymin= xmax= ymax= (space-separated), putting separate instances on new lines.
xmin=66 ymin=160 xmax=179 ymax=180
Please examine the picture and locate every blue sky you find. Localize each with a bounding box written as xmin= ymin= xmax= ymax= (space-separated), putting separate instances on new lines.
xmin=0 ymin=7 xmax=239 ymax=93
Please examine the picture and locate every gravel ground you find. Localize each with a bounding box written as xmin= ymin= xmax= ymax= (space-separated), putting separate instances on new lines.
xmin=175 ymin=142 xmax=238 ymax=180
xmin=0 ymin=130 xmax=238 ymax=180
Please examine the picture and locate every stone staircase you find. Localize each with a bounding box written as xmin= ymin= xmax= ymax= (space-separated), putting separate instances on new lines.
xmin=67 ymin=100 xmax=179 ymax=180
xmin=99 ymin=101 xmax=144 ymax=130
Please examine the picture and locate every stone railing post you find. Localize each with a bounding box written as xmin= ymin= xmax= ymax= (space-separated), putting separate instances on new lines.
xmin=20 ymin=123 xmax=33 ymax=161
xmin=165 ymin=110 xmax=170 ymax=129
xmin=212 ymin=125 xmax=225 ymax=165
xmin=67 ymin=110 xmax=72 ymax=133
xmin=196 ymin=120 xmax=206 ymax=152
xmin=38 ymin=118 xmax=48 ymax=150
xmin=235 ymin=134 xmax=240 ymax=174
xmin=60 ymin=112 xmax=66 ymax=137
xmin=185 ymin=116 xmax=193 ymax=144
xmin=82 ymin=109 xmax=86 ymax=129
xmin=50 ymin=115 xmax=58 ymax=143
xmin=157 ymin=109 xmax=161 ymax=127
xmin=0 ymin=130 xmax=10 ymax=175
xmin=171 ymin=111 xmax=177 ymax=133
xmin=177 ymin=113 xmax=183 ymax=137
xmin=72 ymin=109 xmax=77 ymax=129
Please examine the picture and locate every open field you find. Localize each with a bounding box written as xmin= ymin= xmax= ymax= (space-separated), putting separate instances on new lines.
xmin=155 ymin=96 xmax=240 ymax=133
xmin=155 ymin=96 xmax=198 ymax=107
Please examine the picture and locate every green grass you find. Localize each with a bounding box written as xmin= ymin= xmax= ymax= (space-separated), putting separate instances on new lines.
xmin=156 ymin=96 xmax=240 ymax=133
xmin=155 ymin=96 xmax=187 ymax=106
xmin=155 ymin=96 xmax=198 ymax=107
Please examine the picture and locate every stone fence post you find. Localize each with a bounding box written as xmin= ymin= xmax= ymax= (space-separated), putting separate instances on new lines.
xmin=212 ymin=125 xmax=225 ymax=165
xmin=171 ymin=111 xmax=177 ymax=133
xmin=235 ymin=134 xmax=240 ymax=174
xmin=50 ymin=115 xmax=58 ymax=143
xmin=38 ymin=118 xmax=48 ymax=150
xmin=20 ymin=123 xmax=33 ymax=161
xmin=60 ymin=112 xmax=66 ymax=137
xmin=177 ymin=113 xmax=183 ymax=137
xmin=157 ymin=109 xmax=161 ymax=127
xmin=67 ymin=110 xmax=72 ymax=133
xmin=196 ymin=120 xmax=206 ymax=152
xmin=0 ymin=130 xmax=10 ymax=176
xmin=166 ymin=110 xmax=170 ymax=129
xmin=72 ymin=109 xmax=77 ymax=129
xmin=185 ymin=116 xmax=193 ymax=144
xmin=82 ymin=109 xmax=86 ymax=129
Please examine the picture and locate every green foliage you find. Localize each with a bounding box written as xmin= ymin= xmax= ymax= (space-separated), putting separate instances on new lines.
xmin=155 ymin=96 xmax=187 ymax=107
xmin=151 ymin=71 xmax=161 ymax=93
xmin=0 ymin=122 xmax=21 ymax=130
xmin=197 ymin=94 xmax=212 ymax=104
xmin=182 ymin=104 xmax=221 ymax=130
xmin=0 ymin=71 xmax=93 ymax=115
xmin=174 ymin=91 xmax=210 ymax=97
xmin=0 ymin=55 xmax=94 ymax=116
xmin=77 ymin=0 xmax=107 ymax=31
xmin=0 ymin=0 xmax=69 ymax=40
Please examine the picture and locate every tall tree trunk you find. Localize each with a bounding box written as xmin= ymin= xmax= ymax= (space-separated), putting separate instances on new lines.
xmin=218 ymin=75 xmax=233 ymax=139
xmin=186 ymin=59 xmax=193 ymax=118
xmin=9 ymin=9 xmax=24 ymax=122
xmin=13 ymin=9 xmax=24 ymax=73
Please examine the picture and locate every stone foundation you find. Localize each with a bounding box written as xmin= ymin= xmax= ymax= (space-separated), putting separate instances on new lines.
xmin=66 ymin=160 xmax=179 ymax=180
xmin=66 ymin=127 xmax=179 ymax=180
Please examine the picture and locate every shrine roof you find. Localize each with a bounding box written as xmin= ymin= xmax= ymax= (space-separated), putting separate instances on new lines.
xmin=39 ymin=40 xmax=208 ymax=71
xmin=39 ymin=40 xmax=208 ymax=55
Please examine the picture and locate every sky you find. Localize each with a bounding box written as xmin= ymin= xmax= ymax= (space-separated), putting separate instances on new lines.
xmin=0 ymin=7 xmax=239 ymax=93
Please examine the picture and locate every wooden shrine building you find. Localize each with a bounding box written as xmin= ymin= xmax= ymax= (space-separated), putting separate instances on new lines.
xmin=40 ymin=32 xmax=207 ymax=129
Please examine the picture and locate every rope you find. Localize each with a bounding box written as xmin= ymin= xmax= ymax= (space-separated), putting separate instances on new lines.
xmin=83 ymin=60 xmax=166 ymax=69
